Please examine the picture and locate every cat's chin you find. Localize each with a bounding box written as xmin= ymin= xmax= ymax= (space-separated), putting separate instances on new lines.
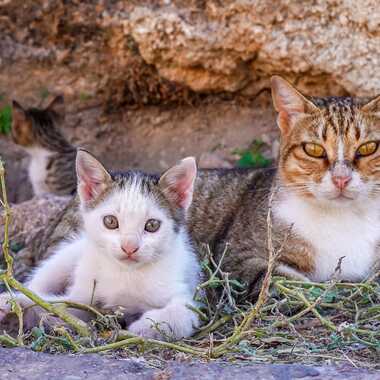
xmin=115 ymin=255 xmax=155 ymax=268
xmin=306 ymin=192 xmax=359 ymax=208
xmin=117 ymin=256 xmax=143 ymax=265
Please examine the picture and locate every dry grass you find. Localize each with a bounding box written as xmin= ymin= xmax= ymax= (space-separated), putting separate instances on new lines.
xmin=0 ymin=160 xmax=379 ymax=369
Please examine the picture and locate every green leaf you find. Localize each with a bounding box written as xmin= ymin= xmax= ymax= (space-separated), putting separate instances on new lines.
xmin=235 ymin=139 xmax=272 ymax=169
xmin=0 ymin=105 xmax=12 ymax=135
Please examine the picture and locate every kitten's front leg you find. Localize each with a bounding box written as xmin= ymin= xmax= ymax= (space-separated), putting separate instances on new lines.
xmin=0 ymin=266 xmax=95 ymax=327
xmin=0 ymin=239 xmax=83 ymax=322
xmin=128 ymin=297 xmax=199 ymax=341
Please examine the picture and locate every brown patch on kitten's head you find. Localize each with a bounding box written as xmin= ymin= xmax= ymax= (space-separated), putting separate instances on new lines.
xmin=11 ymin=95 xmax=67 ymax=150
xmin=271 ymin=76 xmax=380 ymax=203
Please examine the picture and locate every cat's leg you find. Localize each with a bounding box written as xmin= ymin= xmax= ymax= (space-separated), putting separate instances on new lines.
xmin=0 ymin=240 xmax=93 ymax=325
xmin=128 ymin=296 xmax=199 ymax=341
xmin=22 ymin=268 xmax=96 ymax=330
xmin=0 ymin=239 xmax=82 ymax=320
xmin=27 ymin=239 xmax=83 ymax=294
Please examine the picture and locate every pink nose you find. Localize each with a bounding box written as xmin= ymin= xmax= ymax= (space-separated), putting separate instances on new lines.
xmin=332 ymin=175 xmax=351 ymax=191
xmin=121 ymin=243 xmax=139 ymax=257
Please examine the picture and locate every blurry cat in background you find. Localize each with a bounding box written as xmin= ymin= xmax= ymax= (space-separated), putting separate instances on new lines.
xmin=0 ymin=150 xmax=200 ymax=341
xmin=11 ymin=96 xmax=77 ymax=196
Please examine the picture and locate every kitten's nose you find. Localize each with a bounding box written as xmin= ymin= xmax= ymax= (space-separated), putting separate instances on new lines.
xmin=121 ymin=242 xmax=139 ymax=257
xmin=332 ymin=175 xmax=351 ymax=191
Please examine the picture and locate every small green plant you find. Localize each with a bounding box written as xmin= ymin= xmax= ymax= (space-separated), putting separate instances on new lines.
xmin=79 ymin=92 xmax=92 ymax=102
xmin=234 ymin=139 xmax=272 ymax=168
xmin=0 ymin=105 xmax=12 ymax=135
xmin=39 ymin=87 xmax=50 ymax=100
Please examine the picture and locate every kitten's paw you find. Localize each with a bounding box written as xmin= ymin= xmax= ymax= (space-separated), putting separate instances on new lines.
xmin=128 ymin=306 xmax=197 ymax=341
xmin=128 ymin=314 xmax=164 ymax=340
xmin=23 ymin=307 xmax=64 ymax=331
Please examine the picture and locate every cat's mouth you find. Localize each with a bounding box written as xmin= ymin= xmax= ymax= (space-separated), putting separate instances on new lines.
xmin=119 ymin=256 xmax=140 ymax=263
xmin=329 ymin=193 xmax=355 ymax=201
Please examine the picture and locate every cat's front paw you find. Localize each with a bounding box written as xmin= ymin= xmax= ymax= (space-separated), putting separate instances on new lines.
xmin=128 ymin=306 xmax=196 ymax=341
xmin=128 ymin=313 xmax=164 ymax=340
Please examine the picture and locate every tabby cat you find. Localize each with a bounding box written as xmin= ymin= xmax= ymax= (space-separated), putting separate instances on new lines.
xmin=11 ymin=96 xmax=77 ymax=196
xmin=22 ymin=77 xmax=380 ymax=300
xmin=190 ymin=76 xmax=380 ymax=296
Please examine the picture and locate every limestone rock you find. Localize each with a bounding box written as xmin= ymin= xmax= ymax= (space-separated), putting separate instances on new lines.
xmin=1 ymin=1 xmax=379 ymax=109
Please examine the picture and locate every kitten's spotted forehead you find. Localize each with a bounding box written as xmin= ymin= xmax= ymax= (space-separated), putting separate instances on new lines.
xmin=102 ymin=171 xmax=183 ymax=228
xmin=114 ymin=173 xmax=159 ymax=213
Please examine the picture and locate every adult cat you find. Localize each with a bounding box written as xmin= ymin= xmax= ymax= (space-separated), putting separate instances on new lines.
xmin=189 ymin=77 xmax=380 ymax=296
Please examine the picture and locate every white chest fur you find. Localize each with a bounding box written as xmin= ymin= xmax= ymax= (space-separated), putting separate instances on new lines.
xmin=26 ymin=147 xmax=52 ymax=196
xmin=274 ymin=195 xmax=380 ymax=282
xmin=76 ymin=231 xmax=198 ymax=314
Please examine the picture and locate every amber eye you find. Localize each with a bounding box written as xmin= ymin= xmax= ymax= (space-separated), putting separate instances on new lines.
xmin=103 ymin=215 xmax=119 ymax=230
xmin=303 ymin=143 xmax=326 ymax=158
xmin=356 ymin=141 xmax=378 ymax=157
xmin=145 ymin=219 xmax=161 ymax=233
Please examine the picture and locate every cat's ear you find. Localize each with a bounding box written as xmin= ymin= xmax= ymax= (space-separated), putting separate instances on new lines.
xmin=12 ymin=100 xmax=27 ymax=125
xmin=76 ymin=149 xmax=112 ymax=204
xmin=46 ymin=95 xmax=65 ymax=118
xmin=159 ymin=157 xmax=197 ymax=211
xmin=361 ymin=95 xmax=380 ymax=116
xmin=11 ymin=100 xmax=34 ymax=145
xmin=271 ymin=76 xmax=318 ymax=135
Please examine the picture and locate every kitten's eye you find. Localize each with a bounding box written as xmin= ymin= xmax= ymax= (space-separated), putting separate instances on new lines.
xmin=145 ymin=219 xmax=161 ymax=233
xmin=103 ymin=215 xmax=119 ymax=229
xmin=303 ymin=143 xmax=326 ymax=158
xmin=356 ymin=141 xmax=378 ymax=157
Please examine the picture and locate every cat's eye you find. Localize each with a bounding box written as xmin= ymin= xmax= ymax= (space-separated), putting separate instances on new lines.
xmin=303 ymin=143 xmax=326 ymax=158
xmin=356 ymin=141 xmax=378 ymax=157
xmin=103 ymin=215 xmax=119 ymax=229
xmin=145 ymin=219 xmax=161 ymax=233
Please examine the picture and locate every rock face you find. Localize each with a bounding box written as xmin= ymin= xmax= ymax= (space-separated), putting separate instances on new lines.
xmin=0 ymin=194 xmax=72 ymax=281
xmin=127 ymin=1 xmax=380 ymax=96
xmin=1 ymin=0 xmax=379 ymax=109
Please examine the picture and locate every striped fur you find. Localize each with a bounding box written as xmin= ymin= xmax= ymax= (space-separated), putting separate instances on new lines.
xmin=11 ymin=96 xmax=76 ymax=196
xmin=189 ymin=77 xmax=380 ymax=297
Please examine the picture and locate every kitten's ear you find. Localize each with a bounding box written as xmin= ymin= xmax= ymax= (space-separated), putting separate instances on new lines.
xmin=46 ymin=95 xmax=65 ymax=118
xmin=271 ymin=76 xmax=319 ymax=135
xmin=361 ymin=95 xmax=380 ymax=116
xmin=159 ymin=157 xmax=197 ymax=211
xmin=76 ymin=149 xmax=112 ymax=204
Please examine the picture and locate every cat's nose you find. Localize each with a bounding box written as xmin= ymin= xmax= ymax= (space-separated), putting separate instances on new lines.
xmin=331 ymin=161 xmax=352 ymax=191
xmin=121 ymin=242 xmax=139 ymax=257
xmin=332 ymin=175 xmax=351 ymax=191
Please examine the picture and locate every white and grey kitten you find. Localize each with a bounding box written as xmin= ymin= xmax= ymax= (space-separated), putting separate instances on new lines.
xmin=0 ymin=149 xmax=200 ymax=340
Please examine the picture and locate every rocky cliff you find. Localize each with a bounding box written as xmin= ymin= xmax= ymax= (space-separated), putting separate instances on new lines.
xmin=1 ymin=0 xmax=380 ymax=109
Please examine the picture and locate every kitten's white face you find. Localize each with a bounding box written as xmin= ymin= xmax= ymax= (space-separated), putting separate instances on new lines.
xmin=75 ymin=149 xmax=197 ymax=269
xmin=83 ymin=180 xmax=176 ymax=267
